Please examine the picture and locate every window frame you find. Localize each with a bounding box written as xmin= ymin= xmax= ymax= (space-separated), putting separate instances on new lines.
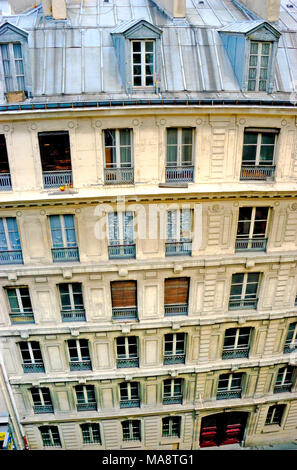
xmin=166 ymin=128 xmax=194 ymax=167
xmin=0 ymin=217 xmax=21 ymax=251
xmin=265 ymin=405 xmax=285 ymax=426
xmin=39 ymin=425 xmax=61 ymax=448
xmin=131 ymin=39 xmax=155 ymax=88
xmin=223 ymin=327 xmax=251 ymax=351
xmin=248 ymin=41 xmax=272 ymax=92
xmin=75 ymin=384 xmax=96 ymax=405
xmin=30 ymin=387 xmax=52 ymax=407
xmin=49 ymin=214 xmax=78 ymax=249
xmin=122 ymin=419 xmax=141 ymax=442
xmin=229 ymin=272 xmax=260 ymax=303
xmin=164 ymin=333 xmax=186 ymax=357
xmin=236 ymin=207 xmax=270 ymax=240
xmin=116 ymin=336 xmax=138 ymax=360
xmin=217 ymin=373 xmax=243 ymax=392
xmin=19 ymin=341 xmax=43 ymax=365
xmin=166 ymin=208 xmax=192 ymax=242
xmin=67 ymin=339 xmax=91 ymax=363
xmin=103 ymin=128 xmax=133 ymax=169
xmin=81 ymin=423 xmax=102 ymax=445
xmin=119 ymin=381 xmax=139 ymax=401
xmin=242 ymin=130 xmax=278 ymax=167
xmin=58 ymin=283 xmax=84 ymax=311
xmin=284 ymin=322 xmax=297 ymax=351
xmin=0 ymin=42 xmax=25 ymax=93
xmin=108 ymin=211 xmax=134 ymax=245
xmin=162 ymin=416 xmax=181 ymax=438
xmin=6 ymin=286 xmax=33 ymax=314
xmin=163 ymin=378 xmax=183 ymax=399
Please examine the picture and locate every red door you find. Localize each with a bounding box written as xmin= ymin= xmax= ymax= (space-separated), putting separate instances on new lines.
xmin=200 ymin=413 xmax=247 ymax=448
xmin=199 ymin=415 xmax=219 ymax=448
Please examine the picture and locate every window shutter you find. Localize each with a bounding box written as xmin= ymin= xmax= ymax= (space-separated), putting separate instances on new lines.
xmin=164 ymin=278 xmax=189 ymax=305
xmin=167 ymin=210 xmax=177 ymax=241
xmin=111 ymin=281 xmax=137 ymax=308
xmin=6 ymin=217 xmax=21 ymax=250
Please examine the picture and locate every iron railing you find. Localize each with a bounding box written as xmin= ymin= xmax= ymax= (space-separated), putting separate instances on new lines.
xmin=240 ymin=165 xmax=275 ymax=181
xmin=61 ymin=309 xmax=86 ymax=322
xmin=163 ymin=396 xmax=183 ymax=405
xmin=0 ymin=250 xmax=23 ymax=265
xmin=112 ymin=307 xmax=138 ymax=321
xmin=117 ymin=357 xmax=139 ymax=368
xmin=108 ymin=244 xmax=136 ymax=259
xmin=22 ymin=363 xmax=45 ymax=373
xmin=0 ymin=173 xmax=11 ymax=190
xmin=52 ymin=247 xmax=79 ymax=262
xmin=216 ymin=389 xmax=242 ymax=400
xmin=43 ymin=170 xmax=72 ymax=188
xmin=69 ymin=360 xmax=92 ymax=371
xmin=228 ymin=298 xmax=258 ymax=310
xmin=222 ymin=348 xmax=249 ymax=360
xmin=120 ymin=399 xmax=140 ymax=408
xmin=274 ymin=383 xmax=292 ymax=394
xmin=77 ymin=402 xmax=97 ymax=411
xmin=10 ymin=312 xmax=35 ymax=324
xmin=33 ymin=405 xmax=54 ymax=414
xmin=164 ymin=304 xmax=188 ymax=316
xmin=104 ymin=168 xmax=134 ymax=185
xmin=235 ymin=238 xmax=267 ymax=251
xmin=164 ymin=354 xmax=185 ymax=365
xmin=165 ymin=166 xmax=194 ymax=182
xmin=165 ymin=241 xmax=192 ymax=256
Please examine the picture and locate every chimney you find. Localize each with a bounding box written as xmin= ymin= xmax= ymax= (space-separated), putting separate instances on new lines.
xmin=153 ymin=0 xmax=186 ymax=18
xmin=42 ymin=0 xmax=52 ymax=17
xmin=238 ymin=0 xmax=281 ymax=22
xmin=42 ymin=0 xmax=67 ymax=19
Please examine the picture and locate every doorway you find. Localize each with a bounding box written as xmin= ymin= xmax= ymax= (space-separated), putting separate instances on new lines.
xmin=200 ymin=412 xmax=248 ymax=448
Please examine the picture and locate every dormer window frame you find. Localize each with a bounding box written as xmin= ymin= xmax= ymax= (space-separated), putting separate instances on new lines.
xmin=131 ymin=39 xmax=155 ymax=88
xmin=0 ymin=42 xmax=25 ymax=94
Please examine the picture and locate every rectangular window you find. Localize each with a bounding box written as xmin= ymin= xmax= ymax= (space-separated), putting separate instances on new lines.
xmin=274 ymin=366 xmax=294 ymax=393
xmin=108 ymin=212 xmax=135 ymax=259
xmin=38 ymin=131 xmax=72 ymax=188
xmin=81 ymin=423 xmax=101 ymax=445
xmin=164 ymin=333 xmax=186 ymax=364
xmin=119 ymin=382 xmax=140 ymax=408
xmin=122 ymin=420 xmax=141 ymax=441
xmin=132 ymin=40 xmax=155 ymax=87
xmin=67 ymin=339 xmax=92 ymax=371
xmin=0 ymin=134 xmax=11 ymax=190
xmin=265 ymin=405 xmax=285 ymax=426
xmin=104 ymin=129 xmax=133 ymax=184
xmin=229 ymin=272 xmax=260 ymax=310
xmin=111 ymin=281 xmax=138 ymax=320
xmin=0 ymin=43 xmax=25 ymax=93
xmin=166 ymin=209 xmax=192 ymax=256
xmin=6 ymin=287 xmax=34 ymax=323
xmin=0 ymin=217 xmax=23 ymax=264
xmin=19 ymin=341 xmax=44 ymax=373
xmin=162 ymin=416 xmax=181 ymax=438
xmin=58 ymin=283 xmax=85 ymax=322
xmin=30 ymin=387 xmax=53 ymax=414
xmin=116 ymin=336 xmax=139 ymax=368
xmin=242 ymin=130 xmax=277 ymax=166
xmin=164 ymin=277 xmax=189 ymax=316
xmin=248 ymin=42 xmax=271 ymax=92
xmin=217 ymin=373 xmax=243 ymax=400
xmin=222 ymin=328 xmax=251 ymax=359
xmin=75 ymin=385 xmax=97 ymax=410
xmin=284 ymin=322 xmax=297 ymax=354
xmin=163 ymin=379 xmax=183 ymax=405
xmin=166 ymin=128 xmax=193 ymax=167
xmin=49 ymin=215 xmax=79 ymax=262
xmin=236 ymin=207 xmax=269 ymax=251
xmin=39 ymin=426 xmax=61 ymax=447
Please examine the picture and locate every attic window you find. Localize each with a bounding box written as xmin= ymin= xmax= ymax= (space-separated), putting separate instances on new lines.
xmin=248 ymin=42 xmax=271 ymax=92
xmin=0 ymin=43 xmax=25 ymax=93
xmin=132 ymin=40 xmax=155 ymax=87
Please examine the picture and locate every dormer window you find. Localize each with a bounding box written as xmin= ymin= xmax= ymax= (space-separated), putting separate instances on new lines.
xmin=132 ymin=40 xmax=155 ymax=87
xmin=0 ymin=43 xmax=25 ymax=93
xmin=248 ymin=42 xmax=271 ymax=92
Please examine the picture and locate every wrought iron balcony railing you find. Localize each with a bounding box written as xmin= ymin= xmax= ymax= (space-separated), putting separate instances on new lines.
xmin=216 ymin=389 xmax=242 ymax=400
xmin=165 ymin=241 xmax=192 ymax=256
xmin=165 ymin=166 xmax=194 ymax=183
xmin=163 ymin=396 xmax=183 ymax=405
xmin=228 ymin=298 xmax=258 ymax=310
xmin=52 ymin=247 xmax=79 ymax=262
xmin=117 ymin=357 xmax=139 ymax=368
xmin=222 ymin=348 xmax=249 ymax=360
xmin=69 ymin=360 xmax=92 ymax=371
xmin=240 ymin=165 xmax=275 ymax=181
xmin=164 ymin=304 xmax=188 ymax=316
xmin=108 ymin=244 xmax=136 ymax=259
xmin=0 ymin=250 xmax=23 ymax=265
xmin=10 ymin=311 xmax=34 ymax=324
xmin=112 ymin=307 xmax=138 ymax=321
xmin=77 ymin=402 xmax=97 ymax=411
xmin=274 ymin=383 xmax=292 ymax=394
xmin=22 ymin=363 xmax=45 ymax=374
xmin=104 ymin=168 xmax=134 ymax=185
xmin=235 ymin=238 xmax=267 ymax=252
xmin=0 ymin=173 xmax=12 ymax=190
xmin=43 ymin=170 xmax=72 ymax=188
xmin=164 ymin=354 xmax=185 ymax=365
xmin=33 ymin=405 xmax=54 ymax=414
xmin=61 ymin=309 xmax=86 ymax=322
xmin=120 ymin=399 xmax=140 ymax=408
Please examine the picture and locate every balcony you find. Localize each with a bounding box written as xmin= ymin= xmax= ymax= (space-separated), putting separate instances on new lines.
xmin=228 ymin=298 xmax=258 ymax=310
xmin=61 ymin=309 xmax=86 ymax=322
xmin=222 ymin=348 xmax=249 ymax=360
xmin=165 ymin=241 xmax=192 ymax=257
xmin=240 ymin=165 xmax=275 ymax=181
xmin=117 ymin=357 xmax=139 ymax=368
xmin=284 ymin=343 xmax=297 ymax=354
xmin=104 ymin=168 xmax=134 ymax=185
xmin=108 ymin=244 xmax=136 ymax=260
xmin=77 ymin=402 xmax=97 ymax=411
xmin=22 ymin=363 xmax=45 ymax=374
xmin=216 ymin=389 xmax=242 ymax=400
xmin=51 ymin=247 xmax=79 ymax=262
xmin=165 ymin=166 xmax=194 ymax=183
xmin=120 ymin=399 xmax=140 ymax=408
xmin=0 ymin=250 xmax=23 ymax=265
xmin=164 ymin=354 xmax=185 ymax=365
xmin=0 ymin=173 xmax=12 ymax=191
xmin=235 ymin=238 xmax=267 ymax=252
xmin=163 ymin=396 xmax=183 ymax=405
xmin=33 ymin=405 xmax=54 ymax=414
xmin=112 ymin=307 xmax=138 ymax=321
xmin=43 ymin=170 xmax=72 ymax=188
xmin=274 ymin=383 xmax=292 ymax=394
xmin=164 ymin=304 xmax=188 ymax=316
xmin=10 ymin=311 xmax=35 ymax=324
xmin=69 ymin=360 xmax=92 ymax=371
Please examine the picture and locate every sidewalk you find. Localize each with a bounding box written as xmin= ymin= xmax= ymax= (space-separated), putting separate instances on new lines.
xmin=200 ymin=442 xmax=297 ymax=450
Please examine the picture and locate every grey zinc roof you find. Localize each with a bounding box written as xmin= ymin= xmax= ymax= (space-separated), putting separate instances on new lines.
xmin=0 ymin=0 xmax=297 ymax=103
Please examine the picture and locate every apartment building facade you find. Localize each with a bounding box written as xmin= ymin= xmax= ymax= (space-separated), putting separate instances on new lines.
xmin=0 ymin=0 xmax=296 ymax=450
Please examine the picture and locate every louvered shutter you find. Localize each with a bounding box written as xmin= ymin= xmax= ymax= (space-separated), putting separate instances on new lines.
xmin=111 ymin=281 xmax=137 ymax=308
xmin=164 ymin=278 xmax=189 ymax=305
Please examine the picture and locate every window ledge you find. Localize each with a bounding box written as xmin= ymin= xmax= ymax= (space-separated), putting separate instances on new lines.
xmin=262 ymin=424 xmax=282 ymax=433
xmin=121 ymin=441 xmax=142 ymax=449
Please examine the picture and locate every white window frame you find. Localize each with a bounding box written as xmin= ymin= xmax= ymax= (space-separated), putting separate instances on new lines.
xmin=163 ymin=378 xmax=182 ymax=398
xmin=120 ymin=382 xmax=139 ymax=400
xmin=166 ymin=208 xmax=192 ymax=242
xmin=116 ymin=336 xmax=138 ymax=359
xmin=1 ymin=217 xmax=19 ymax=250
xmin=40 ymin=426 xmax=61 ymax=447
xmin=75 ymin=385 xmax=96 ymax=404
xmin=122 ymin=420 xmax=141 ymax=441
xmin=20 ymin=341 xmax=43 ymax=364
xmin=164 ymin=333 xmax=186 ymax=357
xmin=248 ymin=41 xmax=271 ymax=92
xmin=103 ymin=129 xmax=133 ymax=169
xmin=67 ymin=339 xmax=90 ymax=363
xmin=81 ymin=423 xmax=101 ymax=445
xmin=6 ymin=287 xmax=32 ymax=313
xmin=276 ymin=367 xmax=293 ymax=386
xmin=265 ymin=405 xmax=284 ymax=426
xmin=59 ymin=283 xmax=83 ymax=311
xmin=162 ymin=416 xmax=181 ymax=438
xmin=108 ymin=211 xmax=134 ymax=245
xmin=0 ymin=42 xmax=25 ymax=93
xmin=218 ymin=373 xmax=243 ymax=392
xmin=285 ymin=323 xmax=297 ymax=348
xmin=50 ymin=215 xmax=76 ymax=249
xmin=131 ymin=40 xmax=155 ymax=88
xmin=243 ymin=131 xmax=277 ymax=166
xmin=166 ymin=128 xmax=194 ymax=167
xmin=230 ymin=273 xmax=260 ymax=301
xmin=223 ymin=328 xmax=251 ymax=351
xmin=31 ymin=387 xmax=52 ymax=407
xmin=237 ymin=207 xmax=269 ymax=239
